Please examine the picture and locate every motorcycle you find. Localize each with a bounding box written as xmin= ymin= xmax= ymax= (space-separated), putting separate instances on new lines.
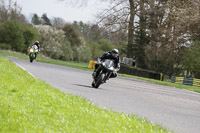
xmin=92 ymin=59 xmax=116 ymax=88
xmin=28 ymin=45 xmax=38 ymax=63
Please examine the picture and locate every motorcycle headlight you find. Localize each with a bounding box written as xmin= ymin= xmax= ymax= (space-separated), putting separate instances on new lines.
xmin=30 ymin=48 xmax=34 ymax=53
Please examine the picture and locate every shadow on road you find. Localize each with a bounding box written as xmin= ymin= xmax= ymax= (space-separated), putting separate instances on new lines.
xmin=73 ymin=84 xmax=109 ymax=91
xmin=73 ymin=84 xmax=94 ymax=89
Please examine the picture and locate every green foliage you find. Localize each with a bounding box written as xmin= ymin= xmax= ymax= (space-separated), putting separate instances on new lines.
xmin=22 ymin=24 xmax=40 ymax=53
xmin=0 ymin=21 xmax=40 ymax=53
xmin=41 ymin=13 xmax=51 ymax=25
xmin=0 ymin=57 xmax=170 ymax=132
xmin=0 ymin=21 xmax=24 ymax=51
xmin=0 ymin=43 xmax=11 ymax=50
xmin=97 ymin=39 xmax=114 ymax=52
xmin=31 ymin=13 xmax=41 ymax=25
xmin=86 ymin=41 xmax=102 ymax=60
xmin=116 ymin=41 xmax=128 ymax=58
xmin=86 ymin=39 xmax=115 ymax=60
xmin=73 ymin=21 xmax=84 ymax=33
xmin=62 ymin=24 xmax=82 ymax=47
xmin=73 ymin=45 xmax=92 ymax=62
xmin=181 ymin=41 xmax=200 ymax=78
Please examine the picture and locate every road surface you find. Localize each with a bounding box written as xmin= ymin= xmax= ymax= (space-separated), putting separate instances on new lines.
xmin=9 ymin=57 xmax=200 ymax=133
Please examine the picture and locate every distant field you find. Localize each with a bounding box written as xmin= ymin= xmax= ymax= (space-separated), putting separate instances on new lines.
xmin=0 ymin=57 xmax=170 ymax=132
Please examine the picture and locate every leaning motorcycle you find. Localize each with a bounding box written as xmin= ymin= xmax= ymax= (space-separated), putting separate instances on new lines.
xmin=92 ymin=59 xmax=116 ymax=88
xmin=28 ymin=45 xmax=38 ymax=63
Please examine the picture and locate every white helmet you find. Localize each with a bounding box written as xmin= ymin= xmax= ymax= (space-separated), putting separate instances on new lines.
xmin=35 ymin=40 xmax=39 ymax=45
xmin=112 ymin=49 xmax=119 ymax=54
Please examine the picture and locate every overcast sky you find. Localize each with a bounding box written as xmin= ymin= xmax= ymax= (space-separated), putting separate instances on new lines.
xmin=15 ymin=0 xmax=108 ymax=23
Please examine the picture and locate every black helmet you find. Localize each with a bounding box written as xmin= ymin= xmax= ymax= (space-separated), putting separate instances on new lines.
xmin=35 ymin=40 xmax=39 ymax=45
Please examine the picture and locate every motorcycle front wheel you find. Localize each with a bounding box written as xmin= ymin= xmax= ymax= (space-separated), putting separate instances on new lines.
xmin=29 ymin=54 xmax=34 ymax=63
xmin=93 ymin=73 xmax=105 ymax=88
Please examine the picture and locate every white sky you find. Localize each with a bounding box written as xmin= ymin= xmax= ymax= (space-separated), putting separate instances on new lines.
xmin=15 ymin=0 xmax=108 ymax=23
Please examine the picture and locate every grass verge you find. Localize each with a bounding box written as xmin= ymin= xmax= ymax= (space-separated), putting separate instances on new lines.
xmin=0 ymin=50 xmax=200 ymax=93
xmin=0 ymin=57 xmax=170 ymax=132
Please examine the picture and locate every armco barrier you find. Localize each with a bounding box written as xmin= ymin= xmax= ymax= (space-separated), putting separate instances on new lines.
xmin=171 ymin=76 xmax=200 ymax=87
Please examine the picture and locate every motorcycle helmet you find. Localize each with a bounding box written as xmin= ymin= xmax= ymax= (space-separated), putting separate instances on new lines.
xmin=111 ymin=49 xmax=119 ymax=57
xmin=35 ymin=40 xmax=39 ymax=45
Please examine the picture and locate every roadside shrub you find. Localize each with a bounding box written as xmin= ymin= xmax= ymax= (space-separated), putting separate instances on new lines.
xmin=0 ymin=21 xmax=24 ymax=51
xmin=0 ymin=43 xmax=11 ymax=50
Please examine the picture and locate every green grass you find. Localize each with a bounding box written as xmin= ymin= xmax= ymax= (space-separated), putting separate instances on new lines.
xmin=0 ymin=57 xmax=171 ymax=132
xmin=1 ymin=50 xmax=200 ymax=93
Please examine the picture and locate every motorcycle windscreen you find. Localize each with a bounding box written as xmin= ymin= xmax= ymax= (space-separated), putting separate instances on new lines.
xmin=104 ymin=59 xmax=114 ymax=69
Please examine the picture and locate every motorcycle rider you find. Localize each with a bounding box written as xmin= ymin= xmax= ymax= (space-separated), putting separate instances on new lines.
xmin=29 ymin=40 xmax=40 ymax=58
xmin=92 ymin=49 xmax=120 ymax=79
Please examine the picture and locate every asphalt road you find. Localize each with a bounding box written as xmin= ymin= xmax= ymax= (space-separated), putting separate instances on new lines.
xmin=9 ymin=57 xmax=200 ymax=133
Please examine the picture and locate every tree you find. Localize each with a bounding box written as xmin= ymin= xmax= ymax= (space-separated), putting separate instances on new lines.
xmin=97 ymin=39 xmax=114 ymax=52
xmin=31 ymin=13 xmax=41 ymax=25
xmin=0 ymin=20 xmax=40 ymax=52
xmin=62 ymin=24 xmax=82 ymax=47
xmin=52 ymin=17 xmax=66 ymax=28
xmin=181 ymin=42 xmax=200 ymax=78
xmin=127 ymin=0 xmax=136 ymax=58
xmin=0 ymin=20 xmax=24 ymax=51
xmin=0 ymin=0 xmax=26 ymax=24
xmin=23 ymin=24 xmax=40 ymax=52
xmin=41 ymin=13 xmax=52 ymax=25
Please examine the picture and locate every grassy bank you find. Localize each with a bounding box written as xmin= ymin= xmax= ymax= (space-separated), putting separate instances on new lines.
xmin=0 ymin=57 xmax=170 ymax=132
xmin=0 ymin=50 xmax=200 ymax=93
